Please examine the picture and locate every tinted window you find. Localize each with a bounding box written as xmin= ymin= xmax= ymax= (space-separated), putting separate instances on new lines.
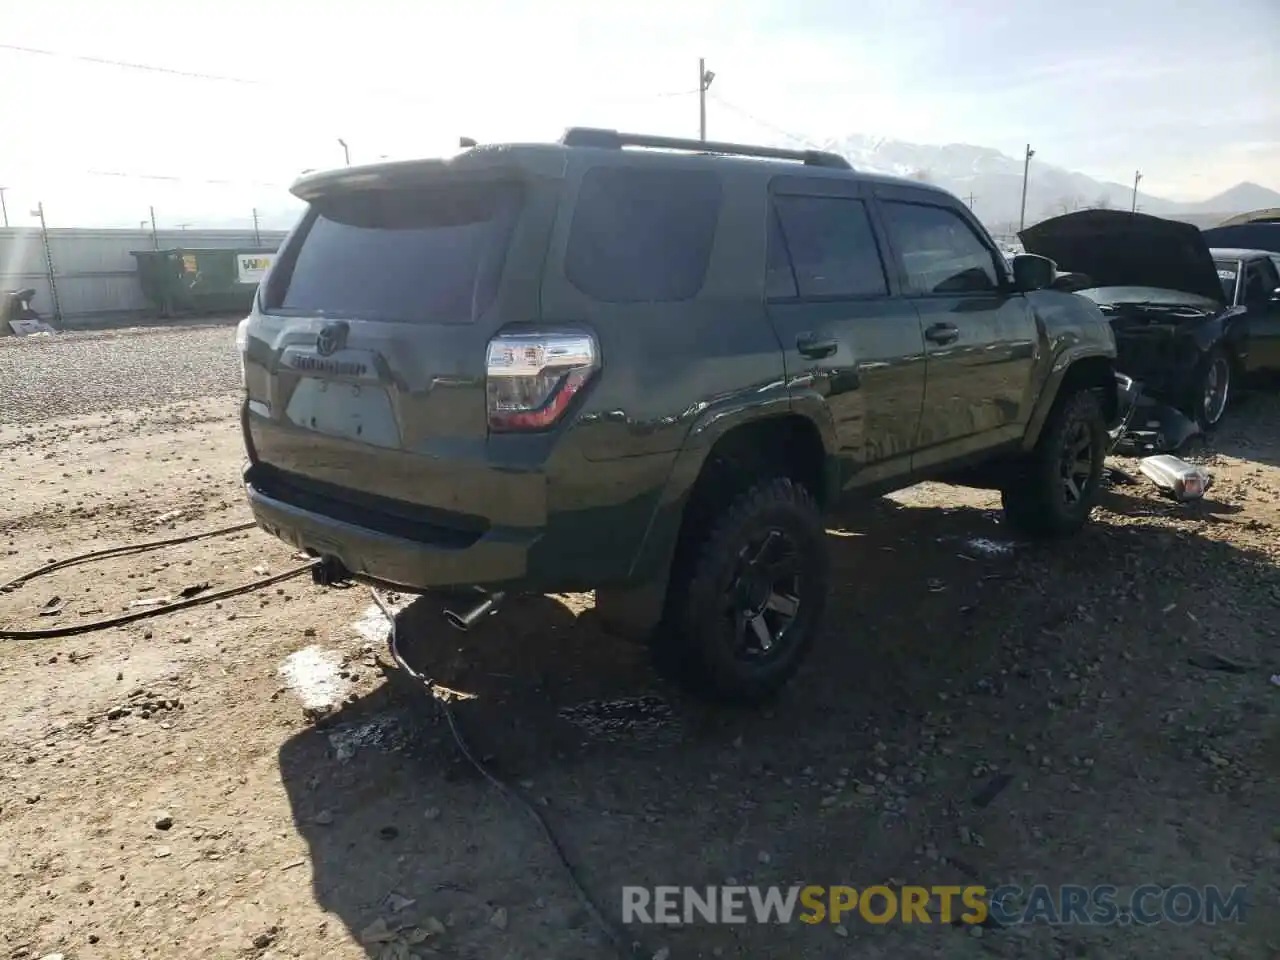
xmin=881 ymin=202 xmax=999 ymax=295
xmin=266 ymin=182 xmax=522 ymax=324
xmin=771 ymin=196 xmax=888 ymax=298
xmin=565 ymin=167 xmax=721 ymax=302
xmin=765 ymin=210 xmax=798 ymax=299
xmin=1243 ymin=259 xmax=1280 ymax=302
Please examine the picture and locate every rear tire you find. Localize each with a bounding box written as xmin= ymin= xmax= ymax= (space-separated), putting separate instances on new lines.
xmin=656 ymin=477 xmax=828 ymax=705
xmin=1001 ymin=387 xmax=1106 ymax=539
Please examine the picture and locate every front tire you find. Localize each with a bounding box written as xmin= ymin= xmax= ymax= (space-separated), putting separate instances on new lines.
xmin=1001 ymin=387 xmax=1106 ymax=539
xmin=656 ymin=477 xmax=828 ymax=705
xmin=1188 ymin=346 xmax=1232 ymax=431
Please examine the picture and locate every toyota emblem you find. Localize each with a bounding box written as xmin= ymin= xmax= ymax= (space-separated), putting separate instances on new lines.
xmin=316 ymin=321 xmax=348 ymax=357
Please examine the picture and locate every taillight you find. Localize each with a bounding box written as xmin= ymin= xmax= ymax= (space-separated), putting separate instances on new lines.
xmin=485 ymin=331 xmax=599 ymax=431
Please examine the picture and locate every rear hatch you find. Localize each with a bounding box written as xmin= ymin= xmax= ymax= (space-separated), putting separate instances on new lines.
xmin=242 ymin=152 xmax=563 ymax=528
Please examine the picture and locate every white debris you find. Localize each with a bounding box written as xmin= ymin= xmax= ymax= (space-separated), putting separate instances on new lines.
xmin=278 ymin=645 xmax=349 ymax=709
xmin=352 ymin=603 xmax=392 ymax=644
xmin=965 ymin=537 xmax=1014 ymax=557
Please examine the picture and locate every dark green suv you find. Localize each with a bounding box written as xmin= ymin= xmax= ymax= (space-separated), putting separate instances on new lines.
xmin=239 ymin=128 xmax=1118 ymax=704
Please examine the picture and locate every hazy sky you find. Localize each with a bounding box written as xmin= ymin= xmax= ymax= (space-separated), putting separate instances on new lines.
xmin=1 ymin=0 xmax=1276 ymax=226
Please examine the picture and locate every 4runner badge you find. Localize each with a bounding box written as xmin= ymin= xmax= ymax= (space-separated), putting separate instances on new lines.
xmin=316 ymin=321 xmax=349 ymax=357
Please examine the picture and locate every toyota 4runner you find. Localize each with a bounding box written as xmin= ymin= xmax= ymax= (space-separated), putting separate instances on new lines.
xmin=238 ymin=127 xmax=1119 ymax=704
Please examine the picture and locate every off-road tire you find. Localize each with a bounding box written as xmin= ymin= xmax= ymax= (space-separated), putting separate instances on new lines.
xmin=1186 ymin=346 xmax=1232 ymax=432
xmin=655 ymin=477 xmax=828 ymax=705
xmin=1001 ymin=387 xmax=1106 ymax=539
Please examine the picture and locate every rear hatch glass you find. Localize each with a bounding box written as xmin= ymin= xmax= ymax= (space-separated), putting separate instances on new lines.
xmin=263 ymin=180 xmax=523 ymax=324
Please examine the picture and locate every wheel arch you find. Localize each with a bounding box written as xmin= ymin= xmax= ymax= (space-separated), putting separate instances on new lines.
xmin=1022 ymin=351 xmax=1117 ymax=451
xmin=595 ymin=404 xmax=835 ymax=642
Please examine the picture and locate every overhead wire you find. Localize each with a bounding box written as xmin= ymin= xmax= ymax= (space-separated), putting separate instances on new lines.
xmin=0 ymin=42 xmax=698 ymax=106
xmin=706 ymin=91 xmax=827 ymax=152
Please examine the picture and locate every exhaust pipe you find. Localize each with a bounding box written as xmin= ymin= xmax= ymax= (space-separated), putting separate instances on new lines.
xmin=444 ymin=591 xmax=506 ymax=631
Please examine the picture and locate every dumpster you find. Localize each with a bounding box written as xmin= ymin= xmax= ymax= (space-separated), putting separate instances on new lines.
xmin=131 ymin=247 xmax=278 ymax=317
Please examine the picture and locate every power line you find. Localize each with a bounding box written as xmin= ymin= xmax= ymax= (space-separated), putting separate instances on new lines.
xmin=705 ymin=92 xmax=826 ymax=152
xmin=87 ymin=169 xmax=289 ymax=188
xmin=0 ymin=42 xmax=699 ymax=105
xmin=0 ymin=42 xmax=267 ymax=85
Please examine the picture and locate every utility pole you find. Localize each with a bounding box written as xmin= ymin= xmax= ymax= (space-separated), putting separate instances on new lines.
xmin=0 ymin=187 xmax=8 ymax=228
xmin=30 ymin=202 xmax=62 ymax=326
xmin=698 ymin=59 xmax=715 ymax=141
xmin=252 ymin=208 xmax=261 ymax=246
xmin=1131 ymin=170 xmax=1142 ymax=213
xmin=966 ymin=191 xmax=977 ymax=211
xmin=338 ymin=138 xmax=350 ymax=165
xmin=149 ymin=205 xmax=159 ymax=250
xmin=1018 ymin=144 xmax=1035 ymax=232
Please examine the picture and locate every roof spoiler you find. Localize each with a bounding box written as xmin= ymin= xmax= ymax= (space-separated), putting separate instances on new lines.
xmin=559 ymin=127 xmax=852 ymax=170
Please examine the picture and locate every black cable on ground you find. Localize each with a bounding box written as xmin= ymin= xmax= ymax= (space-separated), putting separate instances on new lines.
xmin=372 ymin=589 xmax=641 ymax=960
xmin=0 ymin=521 xmax=318 ymax=640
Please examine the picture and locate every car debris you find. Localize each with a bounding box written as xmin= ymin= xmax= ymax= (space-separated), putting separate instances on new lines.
xmin=1138 ymin=455 xmax=1212 ymax=502
xmin=1102 ymin=372 xmax=1211 ymax=499
xmin=1106 ymin=372 xmax=1200 ymax=457
xmin=1186 ymin=652 xmax=1251 ymax=674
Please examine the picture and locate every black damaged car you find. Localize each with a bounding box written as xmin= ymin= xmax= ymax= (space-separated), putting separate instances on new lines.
xmin=1021 ymin=209 xmax=1259 ymax=429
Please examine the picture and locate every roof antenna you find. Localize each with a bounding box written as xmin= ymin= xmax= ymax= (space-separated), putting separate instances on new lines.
xmin=459 ymin=137 xmax=478 ymax=148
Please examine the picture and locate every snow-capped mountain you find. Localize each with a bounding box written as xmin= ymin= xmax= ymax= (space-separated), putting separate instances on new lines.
xmin=814 ymin=134 xmax=1280 ymax=234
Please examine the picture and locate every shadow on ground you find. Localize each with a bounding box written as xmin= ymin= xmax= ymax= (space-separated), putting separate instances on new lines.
xmin=278 ymin=493 xmax=1280 ymax=960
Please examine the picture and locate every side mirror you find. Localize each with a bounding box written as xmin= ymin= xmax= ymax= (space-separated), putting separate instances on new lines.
xmin=1271 ymin=286 xmax=1280 ymax=302
xmin=1011 ymin=253 xmax=1056 ymax=292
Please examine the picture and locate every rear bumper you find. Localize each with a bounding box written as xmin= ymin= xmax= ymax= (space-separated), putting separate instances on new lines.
xmin=244 ymin=465 xmax=539 ymax=591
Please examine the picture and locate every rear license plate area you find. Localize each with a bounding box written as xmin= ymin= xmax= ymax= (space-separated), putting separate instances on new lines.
xmin=284 ymin=378 xmax=400 ymax=447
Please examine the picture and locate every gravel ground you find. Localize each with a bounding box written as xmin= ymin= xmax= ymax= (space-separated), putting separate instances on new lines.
xmin=0 ymin=323 xmax=240 ymax=425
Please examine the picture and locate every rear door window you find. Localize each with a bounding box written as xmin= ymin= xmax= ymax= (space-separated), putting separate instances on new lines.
xmin=263 ymin=181 xmax=523 ymax=323
xmin=565 ymin=167 xmax=721 ymax=302
xmin=880 ymin=201 xmax=1000 ymax=295
xmin=770 ymin=195 xmax=888 ymax=299
xmin=1243 ymin=258 xmax=1280 ymax=303
xmin=1214 ymin=259 xmax=1241 ymax=302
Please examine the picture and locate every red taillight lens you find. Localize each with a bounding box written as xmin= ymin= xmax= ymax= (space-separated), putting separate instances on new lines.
xmin=485 ymin=331 xmax=599 ymax=432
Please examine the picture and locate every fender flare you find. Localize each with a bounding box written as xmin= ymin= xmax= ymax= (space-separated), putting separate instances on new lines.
xmin=629 ymin=390 xmax=836 ymax=580
xmin=1022 ymin=346 xmax=1116 ymax=450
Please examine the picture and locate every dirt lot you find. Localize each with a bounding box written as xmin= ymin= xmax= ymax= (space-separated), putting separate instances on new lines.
xmin=1 ymin=326 xmax=1278 ymax=960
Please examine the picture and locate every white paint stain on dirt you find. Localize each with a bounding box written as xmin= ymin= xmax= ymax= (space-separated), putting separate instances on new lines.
xmin=965 ymin=537 xmax=1015 ymax=557
xmin=351 ymin=604 xmax=392 ymax=644
xmin=277 ymin=645 xmax=349 ymax=709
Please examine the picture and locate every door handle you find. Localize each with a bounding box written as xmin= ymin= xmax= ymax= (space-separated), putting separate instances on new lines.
xmin=924 ymin=322 xmax=959 ymax=345
xmin=796 ymin=335 xmax=838 ymax=359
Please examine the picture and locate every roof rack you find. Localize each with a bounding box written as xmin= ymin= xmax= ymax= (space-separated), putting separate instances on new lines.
xmin=559 ymin=127 xmax=852 ymax=170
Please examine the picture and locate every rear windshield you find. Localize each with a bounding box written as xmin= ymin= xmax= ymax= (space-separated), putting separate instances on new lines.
xmin=263 ymin=181 xmax=523 ymax=323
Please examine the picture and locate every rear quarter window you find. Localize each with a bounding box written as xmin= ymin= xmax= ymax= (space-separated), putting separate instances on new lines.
xmin=565 ymin=166 xmax=722 ymax=302
xmin=262 ymin=181 xmax=523 ymax=323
